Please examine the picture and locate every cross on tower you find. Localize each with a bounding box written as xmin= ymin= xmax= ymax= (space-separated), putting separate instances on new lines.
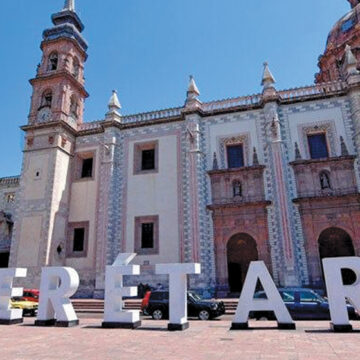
xmin=63 ymin=0 xmax=75 ymax=12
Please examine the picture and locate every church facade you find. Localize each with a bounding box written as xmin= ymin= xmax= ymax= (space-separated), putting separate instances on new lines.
xmin=2 ymin=0 xmax=360 ymax=297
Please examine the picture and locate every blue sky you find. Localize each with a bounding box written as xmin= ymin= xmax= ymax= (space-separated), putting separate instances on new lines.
xmin=0 ymin=0 xmax=350 ymax=177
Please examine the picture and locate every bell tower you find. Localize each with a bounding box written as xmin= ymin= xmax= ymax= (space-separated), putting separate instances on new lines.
xmin=10 ymin=0 xmax=89 ymax=287
xmin=28 ymin=0 xmax=88 ymax=127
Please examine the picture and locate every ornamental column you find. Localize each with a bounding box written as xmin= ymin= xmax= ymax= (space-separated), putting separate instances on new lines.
xmin=94 ymin=91 xmax=123 ymax=298
xmin=344 ymin=45 xmax=360 ymax=191
xmin=261 ymin=63 xmax=301 ymax=286
xmin=182 ymin=77 xmax=216 ymax=295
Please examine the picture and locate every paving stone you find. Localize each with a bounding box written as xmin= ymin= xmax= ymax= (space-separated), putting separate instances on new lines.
xmin=1 ymin=318 xmax=360 ymax=359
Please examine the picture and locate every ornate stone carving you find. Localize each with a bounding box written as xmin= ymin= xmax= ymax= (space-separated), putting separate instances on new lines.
xmin=340 ymin=136 xmax=349 ymax=156
xmin=212 ymin=152 xmax=219 ymax=170
xmin=27 ymin=137 xmax=34 ymax=147
xmin=253 ymin=147 xmax=259 ymax=165
xmin=295 ymin=142 xmax=302 ymax=160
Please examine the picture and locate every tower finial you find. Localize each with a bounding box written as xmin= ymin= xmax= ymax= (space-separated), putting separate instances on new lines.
xmin=108 ymin=90 xmax=121 ymax=112
xmin=187 ymin=75 xmax=200 ymax=97
xmin=343 ymin=44 xmax=359 ymax=77
xmin=185 ymin=75 xmax=201 ymax=108
xmin=63 ymin=0 xmax=75 ymax=12
xmin=106 ymin=90 xmax=122 ymax=122
xmin=261 ymin=62 xmax=276 ymax=89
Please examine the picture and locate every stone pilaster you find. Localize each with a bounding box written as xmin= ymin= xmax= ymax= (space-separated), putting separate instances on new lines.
xmin=346 ymin=73 xmax=360 ymax=189
xmin=263 ymin=101 xmax=301 ymax=287
xmin=182 ymin=112 xmax=215 ymax=296
xmin=94 ymin=127 xmax=122 ymax=298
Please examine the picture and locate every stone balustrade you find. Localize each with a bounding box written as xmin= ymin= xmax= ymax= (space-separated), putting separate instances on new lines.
xmin=0 ymin=176 xmax=20 ymax=187
xmin=278 ymin=81 xmax=346 ymax=101
xmin=78 ymin=121 xmax=103 ymax=131
xmin=122 ymin=107 xmax=182 ymax=123
xmin=202 ymin=95 xmax=262 ymax=112
xmin=77 ymin=80 xmax=348 ymax=130
xmin=294 ymin=187 xmax=359 ymax=200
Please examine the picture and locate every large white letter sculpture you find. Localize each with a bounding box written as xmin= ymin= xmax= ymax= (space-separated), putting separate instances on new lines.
xmin=0 ymin=268 xmax=27 ymax=325
xmin=231 ymin=261 xmax=295 ymax=330
xmin=35 ymin=267 xmax=79 ymax=327
xmin=156 ymin=263 xmax=201 ymax=331
xmin=102 ymin=253 xmax=141 ymax=329
xmin=323 ymin=257 xmax=360 ymax=332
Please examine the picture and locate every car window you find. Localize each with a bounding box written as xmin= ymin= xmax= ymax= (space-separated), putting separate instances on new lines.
xmin=280 ymin=291 xmax=295 ymax=302
xmin=300 ymin=291 xmax=320 ymax=303
xmin=188 ymin=292 xmax=202 ymax=301
xmin=254 ymin=292 xmax=267 ymax=299
xmin=150 ymin=292 xmax=168 ymax=300
xmin=12 ymin=297 xmax=23 ymax=301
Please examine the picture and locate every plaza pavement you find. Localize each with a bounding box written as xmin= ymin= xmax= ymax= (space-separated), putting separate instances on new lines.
xmin=1 ymin=316 xmax=360 ymax=360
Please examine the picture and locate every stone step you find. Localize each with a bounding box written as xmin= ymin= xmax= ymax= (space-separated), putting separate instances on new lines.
xmin=71 ymin=299 xmax=238 ymax=314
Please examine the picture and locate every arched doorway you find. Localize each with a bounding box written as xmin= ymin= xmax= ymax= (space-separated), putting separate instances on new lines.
xmin=318 ymin=227 xmax=356 ymax=285
xmin=227 ymin=233 xmax=258 ymax=293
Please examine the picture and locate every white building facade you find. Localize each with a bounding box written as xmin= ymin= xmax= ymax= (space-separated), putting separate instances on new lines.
xmin=4 ymin=1 xmax=360 ymax=297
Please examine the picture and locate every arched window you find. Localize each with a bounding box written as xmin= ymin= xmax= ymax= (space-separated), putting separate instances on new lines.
xmin=48 ymin=52 xmax=58 ymax=71
xmin=70 ymin=96 xmax=79 ymax=119
xmin=72 ymin=57 xmax=80 ymax=79
xmin=233 ymin=180 xmax=242 ymax=197
xmin=41 ymin=90 xmax=52 ymax=108
xmin=320 ymin=171 xmax=331 ymax=190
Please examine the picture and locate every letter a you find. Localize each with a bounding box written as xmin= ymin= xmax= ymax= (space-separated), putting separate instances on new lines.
xmin=231 ymin=261 xmax=295 ymax=330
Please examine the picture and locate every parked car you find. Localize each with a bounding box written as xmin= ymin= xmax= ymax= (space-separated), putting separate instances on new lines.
xmin=251 ymin=288 xmax=360 ymax=320
xmin=22 ymin=289 xmax=39 ymax=303
xmin=142 ymin=290 xmax=225 ymax=320
xmin=11 ymin=297 xmax=38 ymax=317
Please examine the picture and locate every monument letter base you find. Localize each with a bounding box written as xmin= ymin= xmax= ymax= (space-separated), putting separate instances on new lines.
xmin=331 ymin=323 xmax=353 ymax=332
xmin=102 ymin=321 xmax=141 ymax=329
xmin=0 ymin=318 xmax=23 ymax=325
xmin=231 ymin=322 xmax=295 ymax=330
xmin=277 ymin=322 xmax=296 ymax=330
xmin=35 ymin=319 xmax=79 ymax=327
xmin=34 ymin=319 xmax=79 ymax=327
xmin=35 ymin=319 xmax=56 ymax=326
xmin=230 ymin=322 xmax=249 ymax=330
xmin=55 ymin=320 xmax=79 ymax=328
xmin=168 ymin=322 xmax=189 ymax=331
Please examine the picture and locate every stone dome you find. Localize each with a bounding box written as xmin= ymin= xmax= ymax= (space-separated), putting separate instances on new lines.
xmin=316 ymin=1 xmax=360 ymax=83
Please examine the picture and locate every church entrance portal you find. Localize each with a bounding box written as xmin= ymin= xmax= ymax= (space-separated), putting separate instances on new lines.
xmin=227 ymin=233 xmax=258 ymax=293
xmin=0 ymin=252 xmax=9 ymax=268
xmin=318 ymin=227 xmax=356 ymax=285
